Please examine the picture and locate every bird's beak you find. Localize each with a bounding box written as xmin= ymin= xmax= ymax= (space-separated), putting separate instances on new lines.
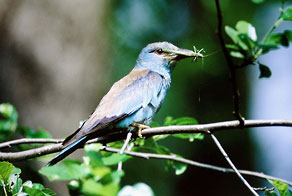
xmin=162 ymin=48 xmax=203 ymax=61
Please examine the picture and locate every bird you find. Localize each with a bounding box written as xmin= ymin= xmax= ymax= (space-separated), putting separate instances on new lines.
xmin=47 ymin=41 xmax=202 ymax=166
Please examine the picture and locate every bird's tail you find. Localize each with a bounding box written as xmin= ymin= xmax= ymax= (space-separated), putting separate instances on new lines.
xmin=46 ymin=135 xmax=88 ymax=166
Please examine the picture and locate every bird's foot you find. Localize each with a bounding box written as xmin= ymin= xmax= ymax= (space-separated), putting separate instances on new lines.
xmin=131 ymin=122 xmax=150 ymax=138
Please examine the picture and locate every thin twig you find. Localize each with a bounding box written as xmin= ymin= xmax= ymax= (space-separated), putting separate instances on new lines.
xmin=119 ymin=132 xmax=132 ymax=154
xmin=100 ymin=146 xmax=292 ymax=186
xmin=253 ymin=187 xmax=274 ymax=192
xmin=208 ymin=131 xmax=259 ymax=195
xmin=0 ymin=138 xmax=63 ymax=149
xmin=215 ymin=0 xmax=244 ymax=125
xmin=118 ymin=142 xmax=134 ymax=171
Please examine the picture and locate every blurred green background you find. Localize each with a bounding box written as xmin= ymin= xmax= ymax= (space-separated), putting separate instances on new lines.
xmin=0 ymin=0 xmax=291 ymax=195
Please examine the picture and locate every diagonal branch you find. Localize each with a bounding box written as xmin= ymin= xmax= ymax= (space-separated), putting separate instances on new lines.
xmin=208 ymin=131 xmax=259 ymax=195
xmin=100 ymin=146 xmax=292 ymax=186
xmin=215 ymin=0 xmax=244 ymax=125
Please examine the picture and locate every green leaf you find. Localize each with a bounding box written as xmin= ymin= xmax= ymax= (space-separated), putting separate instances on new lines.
xmin=236 ymin=21 xmax=257 ymax=41
xmin=264 ymin=31 xmax=292 ymax=47
xmin=150 ymin=121 xmax=160 ymax=127
xmin=267 ymin=179 xmax=292 ymax=196
xmin=9 ymin=167 xmax=22 ymax=194
xmin=102 ymin=153 xmax=129 ymax=166
xmin=11 ymin=178 xmax=22 ymax=195
xmin=172 ymin=159 xmax=187 ymax=175
xmin=265 ymin=190 xmax=278 ymax=196
xmin=281 ymin=6 xmax=292 ymax=21
xmin=230 ymin=51 xmax=245 ymax=58
xmin=172 ymin=133 xmax=204 ymax=142
xmin=225 ymin=44 xmax=240 ymax=50
xmin=0 ymin=103 xmax=18 ymax=136
xmin=23 ymin=185 xmax=56 ymax=196
xmin=0 ymin=103 xmax=18 ymax=121
xmin=163 ymin=117 xmax=202 ymax=142
xmin=225 ymin=26 xmax=239 ymax=44
xmin=0 ymin=162 xmax=15 ymax=183
xmin=259 ymin=64 xmax=272 ymax=78
xmin=84 ymin=143 xmax=104 ymax=168
xmin=251 ymin=0 xmax=264 ymax=4
xmin=81 ymin=179 xmax=119 ymax=196
xmin=43 ymin=188 xmax=57 ymax=195
xmin=164 ymin=116 xmax=198 ymax=126
xmin=39 ymin=161 xmax=89 ymax=181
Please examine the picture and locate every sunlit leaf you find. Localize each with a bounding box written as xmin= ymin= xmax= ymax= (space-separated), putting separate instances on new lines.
xmin=236 ymin=21 xmax=257 ymax=41
xmin=225 ymin=44 xmax=239 ymax=50
xmin=23 ymin=185 xmax=56 ymax=196
xmin=172 ymin=160 xmax=187 ymax=175
xmin=0 ymin=103 xmax=18 ymax=121
xmin=0 ymin=103 xmax=18 ymax=135
xmin=102 ymin=153 xmax=129 ymax=166
xmin=82 ymin=179 xmax=119 ymax=196
xmin=230 ymin=51 xmax=245 ymax=58
xmin=281 ymin=6 xmax=292 ymax=21
xmin=84 ymin=143 xmax=104 ymax=168
xmin=267 ymin=179 xmax=292 ymax=196
xmin=0 ymin=162 xmax=15 ymax=183
xmin=39 ymin=161 xmax=89 ymax=181
xmin=164 ymin=116 xmax=198 ymax=126
xmin=225 ymin=26 xmax=238 ymax=44
xmin=259 ymin=64 xmax=272 ymax=78
xmin=172 ymin=133 xmax=204 ymax=142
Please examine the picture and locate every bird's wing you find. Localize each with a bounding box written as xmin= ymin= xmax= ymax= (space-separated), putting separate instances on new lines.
xmin=63 ymin=68 xmax=164 ymax=146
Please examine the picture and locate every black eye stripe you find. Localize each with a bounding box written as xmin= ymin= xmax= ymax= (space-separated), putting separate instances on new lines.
xmin=148 ymin=48 xmax=164 ymax=54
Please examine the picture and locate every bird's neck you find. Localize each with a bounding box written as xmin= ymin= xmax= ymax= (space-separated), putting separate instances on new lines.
xmin=134 ymin=62 xmax=172 ymax=82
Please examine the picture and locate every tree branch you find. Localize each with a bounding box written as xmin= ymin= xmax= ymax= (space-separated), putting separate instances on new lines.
xmin=141 ymin=119 xmax=292 ymax=136
xmin=215 ymin=0 xmax=244 ymax=125
xmin=1 ymin=119 xmax=292 ymax=187
xmin=100 ymin=146 xmax=292 ymax=186
xmin=1 ymin=119 xmax=292 ymax=159
xmin=0 ymin=138 xmax=63 ymax=149
xmin=209 ymin=131 xmax=259 ymax=195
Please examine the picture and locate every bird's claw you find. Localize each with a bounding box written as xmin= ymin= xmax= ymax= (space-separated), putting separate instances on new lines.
xmin=131 ymin=122 xmax=150 ymax=138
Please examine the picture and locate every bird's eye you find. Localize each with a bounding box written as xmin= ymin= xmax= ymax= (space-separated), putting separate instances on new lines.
xmin=155 ymin=48 xmax=163 ymax=55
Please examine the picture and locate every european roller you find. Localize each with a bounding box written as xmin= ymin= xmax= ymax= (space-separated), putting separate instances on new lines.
xmin=47 ymin=42 xmax=202 ymax=165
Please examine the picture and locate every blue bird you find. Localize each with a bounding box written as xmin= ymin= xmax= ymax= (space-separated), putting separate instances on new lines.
xmin=47 ymin=42 xmax=202 ymax=166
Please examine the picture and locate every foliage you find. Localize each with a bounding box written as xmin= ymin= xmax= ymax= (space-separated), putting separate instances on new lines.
xmin=0 ymin=103 xmax=51 ymax=148
xmin=40 ymin=116 xmax=203 ymax=195
xmin=265 ymin=179 xmax=292 ymax=196
xmin=0 ymin=103 xmax=204 ymax=195
xmin=0 ymin=161 xmax=56 ymax=196
xmin=225 ymin=5 xmax=292 ymax=78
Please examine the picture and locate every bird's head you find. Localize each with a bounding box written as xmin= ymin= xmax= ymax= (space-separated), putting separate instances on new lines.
xmin=136 ymin=42 xmax=202 ymax=76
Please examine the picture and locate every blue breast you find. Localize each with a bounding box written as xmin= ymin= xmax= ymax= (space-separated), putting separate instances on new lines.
xmin=115 ymin=72 xmax=171 ymax=128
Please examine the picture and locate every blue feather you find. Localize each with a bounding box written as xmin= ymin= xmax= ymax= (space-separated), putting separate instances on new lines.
xmin=46 ymin=136 xmax=88 ymax=166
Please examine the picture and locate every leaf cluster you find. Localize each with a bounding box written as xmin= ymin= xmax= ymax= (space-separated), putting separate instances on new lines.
xmin=225 ymin=6 xmax=292 ymax=78
xmin=0 ymin=161 xmax=56 ymax=196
